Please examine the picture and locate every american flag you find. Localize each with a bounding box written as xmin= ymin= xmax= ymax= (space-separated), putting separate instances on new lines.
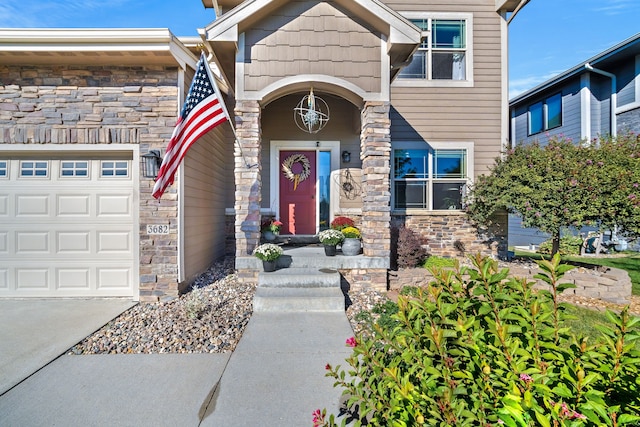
xmin=152 ymin=53 xmax=229 ymax=199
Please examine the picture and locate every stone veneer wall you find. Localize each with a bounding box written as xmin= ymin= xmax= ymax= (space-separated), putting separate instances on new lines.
xmin=358 ymin=101 xmax=391 ymax=290
xmin=234 ymin=100 xmax=262 ymax=283
xmin=0 ymin=65 xmax=181 ymax=302
xmin=392 ymin=211 xmax=508 ymax=260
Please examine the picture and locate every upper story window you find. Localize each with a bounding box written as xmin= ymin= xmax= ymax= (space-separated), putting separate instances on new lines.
xmin=0 ymin=161 xmax=7 ymax=178
xmin=397 ymin=13 xmax=472 ymax=86
xmin=392 ymin=142 xmax=473 ymax=211
xmin=528 ymin=93 xmax=562 ymax=135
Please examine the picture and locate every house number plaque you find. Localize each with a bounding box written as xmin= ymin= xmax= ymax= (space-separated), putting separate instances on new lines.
xmin=146 ymin=224 xmax=170 ymax=235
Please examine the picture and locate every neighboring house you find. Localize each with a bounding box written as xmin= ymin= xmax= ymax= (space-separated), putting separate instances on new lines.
xmin=508 ymin=32 xmax=640 ymax=247
xmin=0 ymin=0 xmax=519 ymax=301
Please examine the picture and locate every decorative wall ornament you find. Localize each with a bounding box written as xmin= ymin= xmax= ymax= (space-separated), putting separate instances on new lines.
xmin=335 ymin=168 xmax=362 ymax=200
xmin=293 ymin=87 xmax=329 ymax=134
xmin=281 ymin=153 xmax=311 ymax=191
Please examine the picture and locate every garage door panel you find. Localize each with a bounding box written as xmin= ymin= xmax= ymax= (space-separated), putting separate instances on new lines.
xmin=57 ymin=268 xmax=91 ymax=290
xmin=16 ymin=195 xmax=50 ymax=216
xmin=0 ymin=269 xmax=7 ymax=289
xmin=97 ymin=194 xmax=131 ymax=216
xmin=57 ymin=231 xmax=91 ymax=253
xmin=0 ymin=195 xmax=7 ymax=216
xmin=97 ymin=231 xmax=131 ymax=253
xmin=57 ymin=194 xmax=91 ymax=216
xmin=97 ymin=268 xmax=132 ymax=290
xmin=0 ymin=232 xmax=6 ymax=253
xmin=16 ymin=268 xmax=49 ymax=290
xmin=16 ymin=231 xmax=50 ymax=253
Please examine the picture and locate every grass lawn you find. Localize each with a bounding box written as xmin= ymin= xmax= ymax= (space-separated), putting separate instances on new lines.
xmin=514 ymin=250 xmax=640 ymax=295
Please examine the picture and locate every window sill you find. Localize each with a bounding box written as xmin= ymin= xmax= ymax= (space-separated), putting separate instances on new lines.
xmin=392 ymin=79 xmax=474 ymax=88
xmin=392 ymin=209 xmax=466 ymax=216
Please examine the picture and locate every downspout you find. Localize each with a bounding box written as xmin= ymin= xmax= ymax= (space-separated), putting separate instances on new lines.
xmin=585 ymin=63 xmax=617 ymax=137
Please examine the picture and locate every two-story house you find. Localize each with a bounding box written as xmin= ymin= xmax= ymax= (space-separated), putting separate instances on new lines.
xmin=508 ymin=32 xmax=640 ymax=246
xmin=0 ymin=0 xmax=519 ymax=301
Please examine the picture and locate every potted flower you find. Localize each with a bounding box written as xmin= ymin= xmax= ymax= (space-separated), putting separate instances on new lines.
xmin=252 ymin=243 xmax=283 ymax=272
xmin=261 ymin=218 xmax=283 ymax=242
xmin=330 ymin=216 xmax=355 ymax=231
xmin=340 ymin=226 xmax=361 ymax=256
xmin=318 ymin=229 xmax=344 ymax=256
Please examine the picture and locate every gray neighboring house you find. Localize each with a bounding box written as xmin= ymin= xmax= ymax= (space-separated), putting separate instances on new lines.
xmin=508 ymin=32 xmax=640 ymax=247
xmin=0 ymin=0 xmax=521 ymax=301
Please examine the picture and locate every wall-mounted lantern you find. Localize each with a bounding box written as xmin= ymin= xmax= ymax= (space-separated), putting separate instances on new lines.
xmin=341 ymin=150 xmax=351 ymax=163
xmin=142 ymin=150 xmax=162 ymax=179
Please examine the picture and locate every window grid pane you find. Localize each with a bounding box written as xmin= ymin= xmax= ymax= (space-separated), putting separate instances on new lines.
xmin=433 ymin=20 xmax=466 ymax=49
xmin=0 ymin=161 xmax=7 ymax=178
xmin=394 ymin=181 xmax=429 ymax=209
xmin=394 ymin=149 xmax=428 ymax=179
xmin=434 ymin=150 xmax=466 ymax=179
xmin=529 ymin=101 xmax=544 ymax=135
xmin=101 ymin=161 xmax=129 ymax=177
xmin=433 ymin=182 xmax=465 ymax=210
xmin=547 ymin=94 xmax=562 ymax=129
xmin=61 ymin=161 xmax=89 ymax=177
xmin=20 ymin=161 xmax=48 ymax=177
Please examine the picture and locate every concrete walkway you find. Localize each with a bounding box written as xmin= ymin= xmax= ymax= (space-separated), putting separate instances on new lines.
xmin=0 ymin=298 xmax=135 ymax=395
xmin=0 ymin=303 xmax=354 ymax=426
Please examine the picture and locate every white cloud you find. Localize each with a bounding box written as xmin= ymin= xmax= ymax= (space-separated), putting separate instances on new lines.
xmin=0 ymin=0 xmax=131 ymax=28
xmin=509 ymin=71 xmax=562 ymax=99
xmin=592 ymin=0 xmax=638 ymax=15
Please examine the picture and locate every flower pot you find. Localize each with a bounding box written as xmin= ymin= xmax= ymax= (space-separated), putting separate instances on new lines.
xmin=323 ymin=244 xmax=337 ymax=256
xmin=262 ymin=260 xmax=277 ymax=272
xmin=263 ymin=231 xmax=277 ymax=242
xmin=341 ymin=238 xmax=361 ymax=256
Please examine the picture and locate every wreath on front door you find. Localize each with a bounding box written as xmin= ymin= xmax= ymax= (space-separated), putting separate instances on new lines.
xmin=281 ymin=153 xmax=311 ymax=191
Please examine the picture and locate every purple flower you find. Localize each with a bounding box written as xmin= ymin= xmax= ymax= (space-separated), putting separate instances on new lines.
xmin=346 ymin=337 xmax=357 ymax=347
xmin=519 ymin=373 xmax=532 ymax=383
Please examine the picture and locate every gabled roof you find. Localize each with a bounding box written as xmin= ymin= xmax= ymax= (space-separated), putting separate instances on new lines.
xmin=510 ymin=32 xmax=640 ymax=106
xmin=201 ymin=0 xmax=422 ymax=86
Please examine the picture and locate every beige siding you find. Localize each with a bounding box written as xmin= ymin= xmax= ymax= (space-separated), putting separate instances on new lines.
xmin=244 ymin=0 xmax=381 ymax=93
xmin=182 ymin=124 xmax=234 ymax=283
xmin=386 ymin=0 xmax=504 ymax=177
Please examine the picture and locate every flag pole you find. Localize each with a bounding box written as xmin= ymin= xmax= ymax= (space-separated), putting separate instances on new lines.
xmin=202 ymin=52 xmax=258 ymax=169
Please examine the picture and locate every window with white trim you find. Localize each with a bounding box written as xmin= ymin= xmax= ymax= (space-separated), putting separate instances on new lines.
xmin=392 ymin=143 xmax=471 ymax=210
xmin=398 ymin=16 xmax=469 ymax=82
xmin=0 ymin=161 xmax=7 ymax=178
xmin=60 ymin=161 xmax=89 ymax=177
xmin=20 ymin=161 xmax=48 ymax=178
xmin=101 ymin=160 xmax=129 ymax=177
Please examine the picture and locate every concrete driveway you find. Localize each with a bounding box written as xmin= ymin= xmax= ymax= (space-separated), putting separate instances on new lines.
xmin=0 ymin=298 xmax=135 ymax=395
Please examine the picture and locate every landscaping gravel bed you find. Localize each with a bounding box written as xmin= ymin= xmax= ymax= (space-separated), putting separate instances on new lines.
xmin=69 ymin=257 xmax=639 ymax=355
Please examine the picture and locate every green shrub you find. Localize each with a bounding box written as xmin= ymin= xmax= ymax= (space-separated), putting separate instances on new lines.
xmin=423 ymin=255 xmax=457 ymax=269
xmin=538 ymin=235 xmax=583 ymax=255
xmin=319 ymin=254 xmax=640 ymax=427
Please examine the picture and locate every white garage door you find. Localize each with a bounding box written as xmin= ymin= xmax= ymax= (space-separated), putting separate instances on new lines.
xmin=0 ymin=155 xmax=137 ymax=298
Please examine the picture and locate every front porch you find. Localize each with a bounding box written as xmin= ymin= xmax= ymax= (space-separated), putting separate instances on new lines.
xmin=236 ymin=243 xmax=390 ymax=291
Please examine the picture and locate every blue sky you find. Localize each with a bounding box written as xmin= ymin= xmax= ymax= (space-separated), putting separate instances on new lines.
xmin=1 ymin=0 xmax=638 ymax=99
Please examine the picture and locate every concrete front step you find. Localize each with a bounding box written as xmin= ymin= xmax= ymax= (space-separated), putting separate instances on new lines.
xmin=253 ymin=287 xmax=345 ymax=312
xmin=258 ymin=267 xmax=340 ymax=288
xmin=254 ymin=267 xmax=345 ymax=312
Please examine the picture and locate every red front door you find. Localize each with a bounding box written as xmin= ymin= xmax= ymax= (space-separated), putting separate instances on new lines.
xmin=279 ymin=150 xmax=316 ymax=235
